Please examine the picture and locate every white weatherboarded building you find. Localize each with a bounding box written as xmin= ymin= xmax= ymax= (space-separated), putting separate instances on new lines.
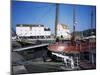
xmin=57 ymin=24 xmax=71 ymax=40
xmin=16 ymin=24 xmax=51 ymax=38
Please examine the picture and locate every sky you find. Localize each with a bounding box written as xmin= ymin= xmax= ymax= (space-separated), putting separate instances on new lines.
xmin=11 ymin=1 xmax=96 ymax=34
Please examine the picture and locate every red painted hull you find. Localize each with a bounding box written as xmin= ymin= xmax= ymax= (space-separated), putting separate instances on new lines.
xmin=47 ymin=41 xmax=96 ymax=53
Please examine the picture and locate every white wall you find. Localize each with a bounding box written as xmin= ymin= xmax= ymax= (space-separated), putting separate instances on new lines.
xmin=16 ymin=25 xmax=51 ymax=37
xmin=16 ymin=27 xmax=30 ymax=36
xmin=57 ymin=24 xmax=71 ymax=39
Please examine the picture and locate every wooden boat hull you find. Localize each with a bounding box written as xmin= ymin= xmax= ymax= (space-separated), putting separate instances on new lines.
xmin=47 ymin=41 xmax=96 ymax=53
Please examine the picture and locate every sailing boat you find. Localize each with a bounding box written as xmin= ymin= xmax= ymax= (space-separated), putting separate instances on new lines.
xmin=47 ymin=4 xmax=96 ymax=70
xmin=47 ymin=4 xmax=80 ymax=70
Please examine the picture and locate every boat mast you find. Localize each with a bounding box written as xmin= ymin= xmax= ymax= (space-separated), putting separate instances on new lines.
xmin=91 ymin=8 xmax=93 ymax=30
xmin=72 ymin=5 xmax=76 ymax=41
xmin=91 ymin=7 xmax=94 ymax=36
xmin=55 ymin=4 xmax=59 ymax=38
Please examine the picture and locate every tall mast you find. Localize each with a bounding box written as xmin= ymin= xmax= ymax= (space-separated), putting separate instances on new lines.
xmin=72 ymin=5 xmax=76 ymax=41
xmin=91 ymin=8 xmax=93 ymax=29
xmin=55 ymin=4 xmax=59 ymax=38
xmin=91 ymin=7 xmax=94 ymax=36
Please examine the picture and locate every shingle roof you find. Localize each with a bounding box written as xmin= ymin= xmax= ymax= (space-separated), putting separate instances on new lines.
xmin=16 ymin=24 xmax=44 ymax=27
